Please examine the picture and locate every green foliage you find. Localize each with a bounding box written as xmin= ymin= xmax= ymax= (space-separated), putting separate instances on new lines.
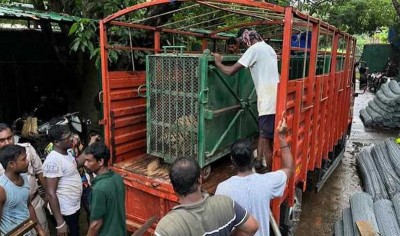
xmin=288 ymin=0 xmax=398 ymax=35
xmin=4 ymin=0 xmax=400 ymax=67
xmin=69 ymin=19 xmax=96 ymax=53
xmin=327 ymin=0 xmax=396 ymax=35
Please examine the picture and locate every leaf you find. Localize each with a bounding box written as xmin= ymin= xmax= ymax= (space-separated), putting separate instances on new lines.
xmin=69 ymin=23 xmax=79 ymax=36
xmin=71 ymin=40 xmax=80 ymax=52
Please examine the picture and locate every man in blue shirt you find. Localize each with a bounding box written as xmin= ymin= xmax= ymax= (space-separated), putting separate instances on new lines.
xmin=0 ymin=145 xmax=46 ymax=235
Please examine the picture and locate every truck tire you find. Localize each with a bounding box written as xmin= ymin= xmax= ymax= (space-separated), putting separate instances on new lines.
xmin=279 ymin=187 xmax=303 ymax=236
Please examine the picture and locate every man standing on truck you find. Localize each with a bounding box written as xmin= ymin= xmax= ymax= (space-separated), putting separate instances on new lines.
xmin=215 ymin=117 xmax=294 ymax=236
xmin=213 ymin=29 xmax=279 ymax=171
xmin=84 ymin=142 xmax=126 ymax=236
xmin=0 ymin=123 xmax=49 ymax=235
xmin=155 ymin=157 xmax=259 ymax=236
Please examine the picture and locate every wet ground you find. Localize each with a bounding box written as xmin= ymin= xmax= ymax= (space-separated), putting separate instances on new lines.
xmin=296 ymin=88 xmax=399 ymax=236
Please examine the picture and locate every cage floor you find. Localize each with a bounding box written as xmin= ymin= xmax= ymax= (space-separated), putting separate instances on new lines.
xmin=113 ymin=154 xmax=237 ymax=194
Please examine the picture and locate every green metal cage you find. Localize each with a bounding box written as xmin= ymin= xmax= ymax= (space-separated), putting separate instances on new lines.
xmin=146 ymin=52 xmax=259 ymax=168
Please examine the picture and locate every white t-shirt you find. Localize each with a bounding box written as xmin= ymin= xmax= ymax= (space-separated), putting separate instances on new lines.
xmin=238 ymin=41 xmax=280 ymax=116
xmin=42 ymin=150 xmax=82 ymax=216
xmin=0 ymin=143 xmax=43 ymax=197
xmin=215 ymin=170 xmax=287 ymax=236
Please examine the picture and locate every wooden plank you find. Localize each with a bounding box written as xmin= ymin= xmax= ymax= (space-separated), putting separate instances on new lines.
xmin=5 ymin=219 xmax=36 ymax=236
xmin=356 ymin=221 xmax=378 ymax=236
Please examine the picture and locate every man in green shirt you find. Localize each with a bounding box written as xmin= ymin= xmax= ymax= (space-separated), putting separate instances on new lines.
xmin=84 ymin=142 xmax=126 ymax=236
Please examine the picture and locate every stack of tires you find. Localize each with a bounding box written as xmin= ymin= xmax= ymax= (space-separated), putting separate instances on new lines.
xmin=360 ymin=80 xmax=400 ymax=128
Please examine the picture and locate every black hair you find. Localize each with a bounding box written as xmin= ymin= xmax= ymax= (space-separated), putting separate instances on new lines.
xmin=0 ymin=123 xmax=10 ymax=132
xmin=169 ymin=157 xmax=201 ymax=196
xmin=230 ymin=139 xmax=253 ymax=172
xmin=48 ymin=125 xmax=70 ymax=142
xmin=84 ymin=142 xmax=110 ymax=166
xmin=236 ymin=27 xmax=250 ymax=38
xmin=0 ymin=144 xmax=26 ymax=170
xmin=227 ymin=37 xmax=237 ymax=45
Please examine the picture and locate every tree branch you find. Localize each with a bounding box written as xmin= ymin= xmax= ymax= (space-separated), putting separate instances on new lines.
xmin=393 ymin=0 xmax=400 ymax=18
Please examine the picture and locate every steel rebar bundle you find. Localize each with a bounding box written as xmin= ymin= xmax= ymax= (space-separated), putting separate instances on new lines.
xmin=334 ymin=218 xmax=344 ymax=236
xmin=350 ymin=192 xmax=380 ymax=236
xmin=374 ymin=199 xmax=400 ymax=236
xmin=376 ymin=89 xmax=396 ymax=106
xmin=389 ymin=80 xmax=400 ymax=95
xmin=365 ymin=106 xmax=384 ymax=123
xmin=375 ymin=95 xmax=395 ymax=112
xmin=368 ymin=100 xmax=392 ymax=119
xmin=356 ymin=149 xmax=389 ymax=201
xmin=392 ymin=193 xmax=400 ymax=227
xmin=359 ymin=109 xmax=373 ymax=126
xmin=385 ymin=138 xmax=400 ymax=178
xmin=371 ymin=143 xmax=400 ymax=199
xmin=359 ymin=81 xmax=400 ymax=128
xmin=342 ymin=207 xmax=354 ymax=236
xmin=381 ymin=82 xmax=400 ymax=101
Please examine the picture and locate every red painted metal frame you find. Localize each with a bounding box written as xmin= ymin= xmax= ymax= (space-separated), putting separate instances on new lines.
xmin=99 ymin=0 xmax=357 ymax=231
xmin=103 ymin=0 xmax=285 ymax=24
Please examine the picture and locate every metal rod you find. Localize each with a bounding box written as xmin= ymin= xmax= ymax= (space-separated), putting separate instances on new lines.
xmin=160 ymin=9 xmax=220 ymax=28
xmin=270 ymin=211 xmax=282 ymax=236
xmin=212 ymin=67 xmax=242 ymax=102
xmin=212 ymin=104 xmax=241 ymax=115
xmin=206 ymin=110 xmax=243 ymax=157
xmin=131 ymin=3 xmax=198 ymax=24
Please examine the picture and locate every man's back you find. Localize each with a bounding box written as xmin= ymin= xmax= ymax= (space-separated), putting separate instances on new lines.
xmin=155 ymin=194 xmax=249 ymax=236
xmin=90 ymin=170 xmax=126 ymax=236
xmin=238 ymin=41 xmax=279 ymax=116
xmin=215 ymin=171 xmax=287 ymax=236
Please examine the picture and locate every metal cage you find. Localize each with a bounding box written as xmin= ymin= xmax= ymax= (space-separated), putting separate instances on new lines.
xmin=146 ymin=52 xmax=258 ymax=167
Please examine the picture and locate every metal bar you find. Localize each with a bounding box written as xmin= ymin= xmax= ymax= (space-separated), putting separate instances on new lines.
xmin=206 ymin=109 xmax=243 ymax=157
xmin=160 ymin=9 xmax=219 ymax=28
xmin=154 ymin=31 xmax=160 ymax=54
xmin=200 ymin=0 xmax=285 ymax=13
xmin=99 ymin=20 xmax=111 ymax=149
xmin=211 ymin=67 xmax=242 ymax=102
xmin=248 ymin=88 xmax=256 ymax=100
xmin=308 ymin=22 xmax=320 ymax=171
xmin=212 ymin=104 xmax=241 ymax=115
xmin=146 ymin=56 xmax=151 ymax=155
xmin=209 ymin=19 xmax=282 ymax=35
xmin=110 ymin=21 xmax=227 ymax=40
xmin=271 ymin=7 xmax=293 ymax=223
xmin=132 ymin=3 xmax=199 ymax=24
xmin=197 ymin=1 xmax=272 ymax=21
xmin=176 ymin=12 xmax=227 ymax=30
xmin=248 ymin=107 xmax=259 ymax=124
xmin=198 ymin=57 xmax=208 ymax=167
xmin=315 ymin=146 xmax=345 ymax=191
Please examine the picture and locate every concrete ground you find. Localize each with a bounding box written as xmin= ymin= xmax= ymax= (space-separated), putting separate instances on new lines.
xmin=296 ymin=88 xmax=399 ymax=235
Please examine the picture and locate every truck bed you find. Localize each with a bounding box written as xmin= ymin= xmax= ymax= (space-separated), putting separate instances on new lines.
xmin=112 ymin=154 xmax=237 ymax=233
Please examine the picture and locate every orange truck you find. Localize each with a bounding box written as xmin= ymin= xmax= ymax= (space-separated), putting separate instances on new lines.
xmin=99 ymin=0 xmax=356 ymax=234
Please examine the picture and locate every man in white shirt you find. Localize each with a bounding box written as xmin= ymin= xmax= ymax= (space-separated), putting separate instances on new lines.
xmin=0 ymin=123 xmax=49 ymax=235
xmin=215 ymin=117 xmax=294 ymax=236
xmin=43 ymin=125 xmax=82 ymax=236
xmin=213 ymin=29 xmax=280 ymax=171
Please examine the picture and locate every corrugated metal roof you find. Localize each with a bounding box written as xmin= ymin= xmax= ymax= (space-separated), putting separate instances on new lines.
xmin=0 ymin=4 xmax=81 ymax=22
